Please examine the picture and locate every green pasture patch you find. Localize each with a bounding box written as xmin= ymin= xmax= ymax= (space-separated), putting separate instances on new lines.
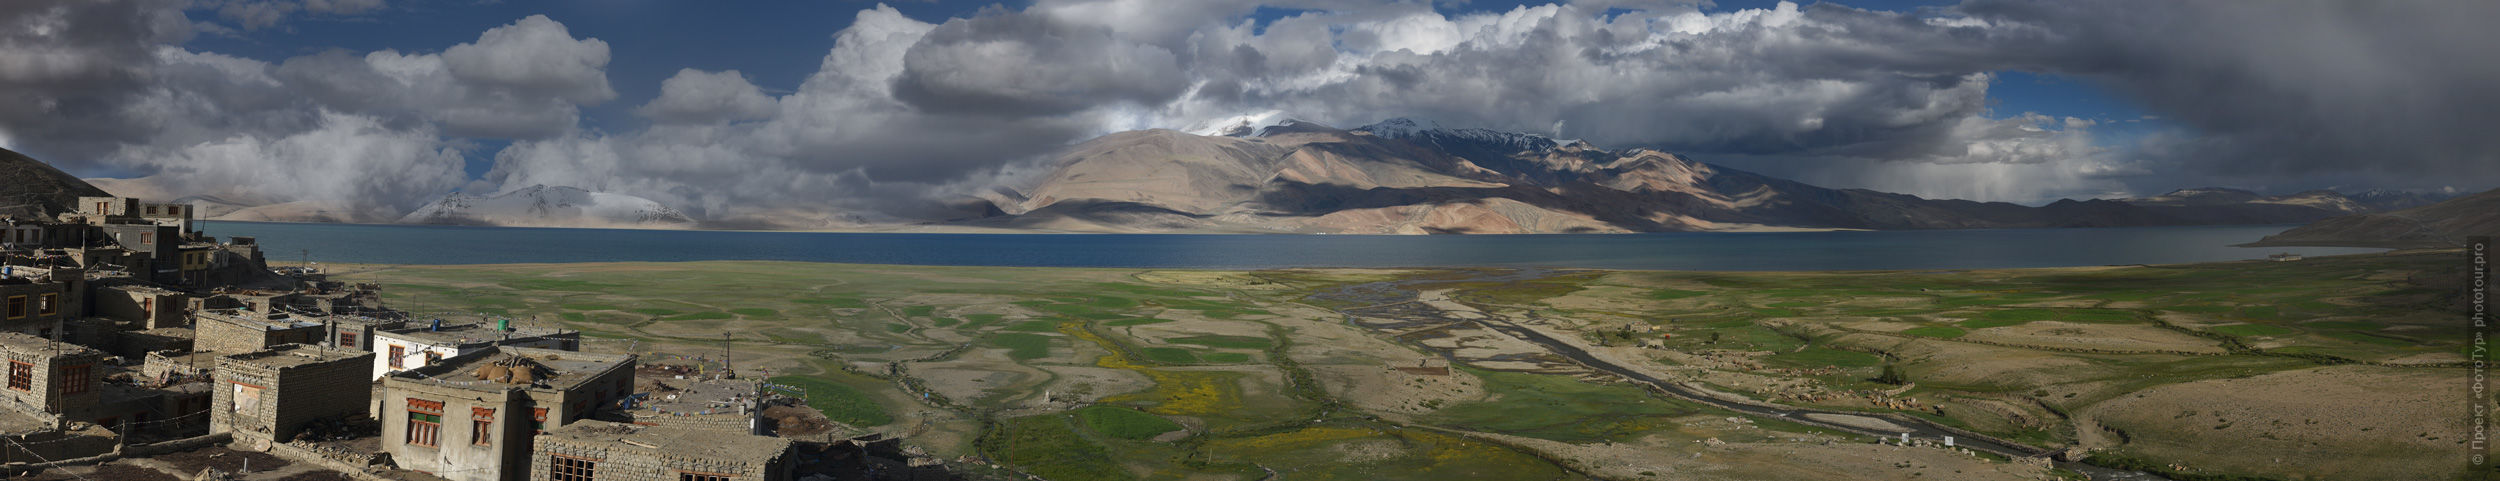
xmin=767 ymin=375 xmax=893 ymax=427
xmin=1103 ymin=318 xmax=1173 ymax=327
xmin=1006 ymin=320 xmax=1063 ymax=332
xmin=1075 ymin=406 xmax=1183 ymax=440
xmin=2319 ymin=331 xmax=2413 ymax=347
xmin=1425 ymin=369 xmax=1705 ymax=443
xmin=983 ymin=415 xmax=1130 ymax=481
xmin=1166 ymin=335 xmax=1272 ymax=350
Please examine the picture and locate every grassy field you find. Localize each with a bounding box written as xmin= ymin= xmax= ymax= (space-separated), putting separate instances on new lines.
xmin=331 ymin=249 xmax=2470 ymax=481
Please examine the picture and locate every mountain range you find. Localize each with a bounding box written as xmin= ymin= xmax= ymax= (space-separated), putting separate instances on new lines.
xmin=954 ymin=118 xmax=2446 ymax=234
xmin=2247 ymin=187 xmax=2500 ymax=248
xmin=2 ymin=121 xmax=2464 ymax=235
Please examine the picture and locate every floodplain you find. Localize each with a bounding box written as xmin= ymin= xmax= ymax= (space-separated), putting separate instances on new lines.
xmin=331 ymin=249 xmax=2471 ymax=481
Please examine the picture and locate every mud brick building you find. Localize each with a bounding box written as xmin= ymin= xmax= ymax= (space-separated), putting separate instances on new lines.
xmin=195 ymin=310 xmax=325 ymax=354
xmin=381 ymin=346 xmax=636 ymax=481
xmin=211 ymin=344 xmax=374 ymax=447
xmin=530 ymin=420 xmax=792 ymax=481
xmin=0 ymin=331 xmax=103 ymax=417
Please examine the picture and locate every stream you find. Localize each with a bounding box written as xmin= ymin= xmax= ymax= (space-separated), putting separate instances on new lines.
xmin=1308 ymin=269 xmax=2170 ymax=481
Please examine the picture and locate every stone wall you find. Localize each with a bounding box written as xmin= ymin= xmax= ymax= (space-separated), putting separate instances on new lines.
xmin=0 ymin=338 xmax=104 ymax=416
xmin=530 ymin=435 xmax=786 ymax=481
xmin=212 ymin=349 xmax=375 ymax=443
xmin=601 ymin=411 xmax=753 ymax=435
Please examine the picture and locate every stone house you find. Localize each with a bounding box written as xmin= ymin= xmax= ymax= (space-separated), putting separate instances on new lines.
xmin=0 ymin=332 xmax=104 ymax=418
xmin=0 ymin=273 xmax=71 ymax=339
xmin=194 ymin=310 xmax=325 ymax=355
xmin=380 ymin=346 xmax=636 ymax=481
xmin=529 ymin=420 xmax=792 ymax=481
xmin=211 ymin=344 xmax=375 ymax=448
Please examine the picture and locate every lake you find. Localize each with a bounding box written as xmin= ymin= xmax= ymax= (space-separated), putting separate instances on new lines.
xmin=194 ymin=221 xmax=2387 ymax=271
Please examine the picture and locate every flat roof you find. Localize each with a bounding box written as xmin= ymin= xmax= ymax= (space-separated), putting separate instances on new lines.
xmin=538 ymin=420 xmax=789 ymax=464
xmin=391 ymin=346 xmax=629 ymax=392
xmin=223 ymin=344 xmax=368 ymax=369
xmin=199 ymin=310 xmax=324 ymax=330
xmin=0 ymin=331 xmax=100 ymax=357
xmin=382 ymin=322 xmax=572 ymax=346
xmin=632 ymin=378 xmax=759 ymax=416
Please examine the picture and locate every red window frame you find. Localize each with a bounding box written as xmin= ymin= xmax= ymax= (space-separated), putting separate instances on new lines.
xmin=7 ymin=362 xmax=29 ymax=391
xmin=551 ymin=455 xmax=597 ymax=481
xmin=406 ymin=398 xmax=443 ymax=448
xmin=60 ymin=365 xmax=89 ymax=395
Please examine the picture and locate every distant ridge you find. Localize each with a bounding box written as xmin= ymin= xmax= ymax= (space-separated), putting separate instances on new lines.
xmin=0 ymin=147 xmax=113 ymax=218
xmin=2248 ymin=187 xmax=2500 ymax=248
xmin=961 ymin=119 xmax=2427 ymax=234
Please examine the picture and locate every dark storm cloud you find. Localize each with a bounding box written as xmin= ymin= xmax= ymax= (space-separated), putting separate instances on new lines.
xmin=1954 ymin=0 xmax=2500 ymax=191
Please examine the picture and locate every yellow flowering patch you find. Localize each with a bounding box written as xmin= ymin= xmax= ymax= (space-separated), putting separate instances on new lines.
xmin=1064 ymin=322 xmax=1245 ymax=417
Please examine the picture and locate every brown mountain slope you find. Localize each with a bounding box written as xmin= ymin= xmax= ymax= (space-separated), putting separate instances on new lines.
xmin=0 ymin=147 xmax=113 ymax=218
xmin=987 ymin=120 xmax=2402 ymax=234
xmin=2248 ymin=187 xmax=2500 ymax=248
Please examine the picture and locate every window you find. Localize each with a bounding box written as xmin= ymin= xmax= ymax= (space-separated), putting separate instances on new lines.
xmin=680 ymin=472 xmax=731 ymax=481
xmin=406 ymin=399 xmax=443 ymax=448
xmin=472 ymin=408 xmax=495 ymax=446
xmin=60 ymin=365 xmax=88 ymax=395
xmin=7 ymin=362 xmax=28 ymax=391
xmin=389 ymin=345 xmax=405 ymax=369
xmin=4 ymin=296 xmax=22 ymax=319
xmin=424 ymin=352 xmax=442 ymax=367
xmin=339 ymin=332 xmax=358 ymax=349
xmin=550 ymin=456 xmax=596 ymax=481
xmin=145 ymin=205 xmax=158 ymax=215
xmin=37 ymin=294 xmax=55 ymax=315
xmin=139 ymin=233 xmax=152 ymax=244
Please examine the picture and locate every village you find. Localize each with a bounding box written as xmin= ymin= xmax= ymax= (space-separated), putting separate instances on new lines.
xmin=0 ymin=197 xmax=936 ymax=481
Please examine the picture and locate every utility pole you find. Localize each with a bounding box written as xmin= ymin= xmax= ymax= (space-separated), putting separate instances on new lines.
xmin=722 ymin=332 xmax=733 ymax=377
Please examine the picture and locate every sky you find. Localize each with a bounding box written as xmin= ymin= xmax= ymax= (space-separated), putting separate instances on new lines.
xmin=2 ymin=0 xmax=2493 ymax=222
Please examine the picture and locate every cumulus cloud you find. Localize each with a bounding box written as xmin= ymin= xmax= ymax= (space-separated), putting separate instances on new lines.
xmin=268 ymin=14 xmax=613 ymax=138
xmin=7 ymin=0 xmax=2495 ymax=222
xmin=638 ymin=69 xmax=775 ymax=124
xmin=0 ymin=3 xmax=613 ymax=216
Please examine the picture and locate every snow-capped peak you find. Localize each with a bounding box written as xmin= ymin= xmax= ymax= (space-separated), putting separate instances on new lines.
xmin=1185 ymin=110 xmax=1296 ymax=137
xmin=1356 ymin=117 xmax=1565 ymax=154
xmin=1353 ymin=117 xmax=1444 ymax=138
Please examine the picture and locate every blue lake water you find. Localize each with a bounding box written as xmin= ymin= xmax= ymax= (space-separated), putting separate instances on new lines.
xmin=194 ymin=221 xmax=2386 ymax=271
